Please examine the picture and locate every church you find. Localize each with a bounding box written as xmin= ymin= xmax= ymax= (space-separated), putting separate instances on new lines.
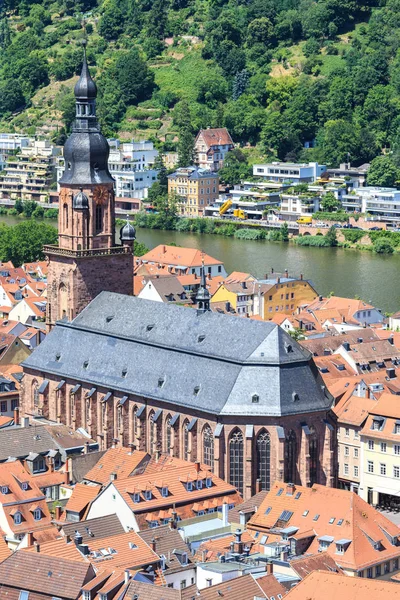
xmin=20 ymin=49 xmax=337 ymax=499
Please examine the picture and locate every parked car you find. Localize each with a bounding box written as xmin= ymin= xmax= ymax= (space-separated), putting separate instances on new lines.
xmin=370 ymin=226 xmax=383 ymax=231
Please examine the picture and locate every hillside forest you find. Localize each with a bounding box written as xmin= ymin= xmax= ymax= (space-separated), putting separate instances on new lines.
xmin=2 ymin=0 xmax=400 ymax=182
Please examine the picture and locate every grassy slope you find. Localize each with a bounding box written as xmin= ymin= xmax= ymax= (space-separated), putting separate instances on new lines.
xmin=0 ymin=14 xmax=361 ymax=141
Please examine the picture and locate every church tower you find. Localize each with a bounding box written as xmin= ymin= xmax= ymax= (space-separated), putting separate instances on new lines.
xmin=45 ymin=43 xmax=135 ymax=330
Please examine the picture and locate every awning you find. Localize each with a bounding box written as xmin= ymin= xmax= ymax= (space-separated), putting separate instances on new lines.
xmin=70 ymin=384 xmax=81 ymax=395
xmin=374 ymin=486 xmax=400 ymax=497
xmin=86 ymin=387 xmax=96 ymax=398
xmin=153 ymin=409 xmax=162 ymax=423
xmin=170 ymin=413 xmax=180 ymax=427
xmin=214 ymin=424 xmax=223 ymax=438
xmin=277 ymin=426 xmax=285 ymax=440
xmin=118 ymin=396 xmax=129 ymax=407
xmin=245 ymin=425 xmax=254 ymax=439
xmin=101 ymin=392 xmax=112 ymax=403
xmin=55 ymin=380 xmax=65 ymax=391
xmin=188 ymin=417 xmax=197 ymax=432
xmin=38 ymin=380 xmax=49 ymax=394
xmin=136 ymin=405 xmax=146 ymax=418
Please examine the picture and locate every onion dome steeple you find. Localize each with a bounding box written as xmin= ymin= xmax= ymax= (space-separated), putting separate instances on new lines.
xmin=120 ymin=218 xmax=136 ymax=244
xmin=59 ymin=40 xmax=114 ymax=187
xmin=196 ymin=255 xmax=211 ymax=315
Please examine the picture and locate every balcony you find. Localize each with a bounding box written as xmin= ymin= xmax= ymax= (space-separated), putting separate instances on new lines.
xmin=43 ymin=245 xmax=130 ymax=258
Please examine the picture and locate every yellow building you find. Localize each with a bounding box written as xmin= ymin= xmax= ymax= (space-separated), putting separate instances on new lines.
xmin=255 ymin=273 xmax=318 ymax=319
xmin=360 ymin=393 xmax=400 ymax=507
xmin=211 ymin=272 xmax=257 ymax=317
xmin=168 ymin=166 xmax=219 ymax=217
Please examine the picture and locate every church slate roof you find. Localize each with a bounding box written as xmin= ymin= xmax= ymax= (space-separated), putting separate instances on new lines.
xmin=22 ymin=292 xmax=333 ymax=418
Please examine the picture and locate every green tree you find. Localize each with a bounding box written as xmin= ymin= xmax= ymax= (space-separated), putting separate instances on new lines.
xmin=373 ymin=238 xmax=394 ymax=254
xmin=99 ymin=2 xmax=124 ymax=40
xmin=114 ymin=49 xmax=155 ymax=105
xmin=0 ymin=221 xmax=58 ymax=266
xmin=134 ymin=240 xmax=149 ymax=256
xmin=153 ymin=154 xmax=168 ymax=192
xmin=320 ymin=192 xmax=342 ymax=212
xmin=280 ymin=221 xmax=289 ymax=241
xmin=325 ymin=225 xmax=338 ymax=246
xmin=219 ymin=148 xmax=251 ymax=185
xmin=247 ymin=17 xmax=275 ymax=47
xmin=0 ymin=80 xmax=24 ymax=114
xmin=367 ymin=156 xmax=399 ymax=187
xmin=177 ymin=128 xmax=195 ymax=167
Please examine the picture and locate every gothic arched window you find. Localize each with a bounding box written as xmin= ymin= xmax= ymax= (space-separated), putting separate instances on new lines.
xmin=309 ymin=425 xmax=319 ymax=485
xmin=229 ymin=429 xmax=244 ymax=494
xmin=149 ymin=411 xmax=155 ymax=454
xmin=183 ymin=420 xmax=190 ymax=461
xmin=203 ymin=425 xmax=214 ymax=470
xmin=32 ymin=380 xmax=39 ymax=409
xmin=118 ymin=406 xmax=122 ymax=431
xmin=95 ymin=205 xmax=102 ymax=232
xmin=132 ymin=406 xmax=138 ymax=444
xmin=63 ymin=203 xmax=68 ymax=229
xmin=256 ymin=430 xmax=271 ymax=491
xmin=285 ymin=430 xmax=297 ymax=484
xmin=165 ymin=415 xmax=172 ymax=454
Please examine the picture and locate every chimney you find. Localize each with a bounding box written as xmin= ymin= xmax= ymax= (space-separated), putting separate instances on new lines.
xmin=387 ymin=367 xmax=396 ymax=379
xmin=318 ymin=295 xmax=323 ymax=301
xmin=265 ymin=561 xmax=273 ymax=575
xmin=342 ymin=341 xmax=351 ymax=352
xmin=22 ymin=416 xmax=29 ymax=428
xmin=284 ymin=269 xmax=288 ymax=278
xmin=34 ymin=542 xmax=40 ymax=553
xmin=110 ymin=472 xmax=117 ymax=482
xmin=277 ymin=277 xmax=280 ymax=284
xmin=65 ymin=534 xmax=71 ymax=544
xmin=280 ymin=549 xmax=288 ymax=562
xmin=225 ymin=301 xmax=230 ymax=312
xmin=207 ymin=272 xmax=211 ymax=280
xmin=195 ymin=461 xmax=201 ymax=473
xmin=151 ymin=538 xmax=156 ymax=552
xmin=256 ymin=478 xmax=261 ymax=494
xmin=79 ymin=544 xmax=90 ymax=556
xmin=271 ymin=267 xmax=274 ymax=274
xmin=170 ymin=510 xmax=178 ymax=530
xmin=300 ymin=273 xmax=303 ymax=280
xmin=27 ymin=531 xmax=34 ymax=547
xmin=389 ymin=336 xmax=394 ymax=345
xmin=13 ymin=407 xmax=19 ymax=426
xmin=74 ymin=531 xmax=83 ymax=546
xmin=84 ymin=442 xmax=90 ymax=455
xmin=124 ymin=570 xmax=130 ymax=585
xmin=221 ymin=501 xmax=229 ymax=527
xmin=55 ymin=505 xmax=62 ymax=521
xmin=234 ymin=529 xmax=244 ymax=554
xmin=286 ymin=483 xmax=294 ymax=496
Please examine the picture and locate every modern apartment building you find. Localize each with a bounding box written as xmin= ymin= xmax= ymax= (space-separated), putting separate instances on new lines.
xmin=342 ymin=187 xmax=400 ymax=223
xmin=253 ymin=162 xmax=326 ymax=184
xmin=0 ymin=134 xmax=31 ymax=170
xmin=280 ymin=192 xmax=320 ymax=219
xmin=168 ymin=166 xmax=219 ymax=216
xmin=0 ymin=140 xmax=60 ymax=202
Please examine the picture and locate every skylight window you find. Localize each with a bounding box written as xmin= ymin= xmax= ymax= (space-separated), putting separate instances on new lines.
xmin=313 ymin=514 xmax=320 ymax=521
xmin=158 ymin=377 xmax=165 ymax=388
xmin=252 ymin=394 xmax=259 ymax=404
xmin=329 ymin=518 xmax=335 ymax=524
xmin=264 ymin=506 xmax=272 ymax=515
xmin=279 ymin=510 xmax=293 ymax=522
xmin=146 ymin=324 xmax=155 ymax=332
xmin=194 ymin=386 xmax=200 ymax=396
xmin=295 ymin=492 xmax=302 ymax=500
xmin=106 ymin=316 xmax=114 ymax=323
xmin=276 ymin=488 xmax=284 ymax=496
xmin=337 ymin=519 xmax=344 ymax=526
xmin=197 ymin=334 xmax=206 ymax=343
xmin=302 ymin=510 xmax=309 ymax=517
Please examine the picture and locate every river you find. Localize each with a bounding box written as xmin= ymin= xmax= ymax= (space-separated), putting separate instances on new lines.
xmin=2 ymin=214 xmax=399 ymax=312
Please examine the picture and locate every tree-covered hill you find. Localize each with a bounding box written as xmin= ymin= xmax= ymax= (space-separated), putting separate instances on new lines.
xmin=2 ymin=0 xmax=400 ymax=173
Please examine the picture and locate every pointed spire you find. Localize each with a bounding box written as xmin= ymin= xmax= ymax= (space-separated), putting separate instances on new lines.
xmin=196 ymin=253 xmax=211 ymax=315
xmin=74 ymin=39 xmax=97 ymax=101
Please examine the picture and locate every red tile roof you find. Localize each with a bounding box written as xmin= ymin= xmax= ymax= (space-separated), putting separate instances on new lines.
xmin=84 ymin=448 xmax=149 ymax=485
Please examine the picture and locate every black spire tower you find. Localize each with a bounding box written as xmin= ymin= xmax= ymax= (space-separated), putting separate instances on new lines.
xmin=196 ymin=257 xmax=211 ymax=315
xmin=59 ymin=40 xmax=113 ymax=187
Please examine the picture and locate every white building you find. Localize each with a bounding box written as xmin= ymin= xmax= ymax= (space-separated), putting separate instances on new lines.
xmin=0 ymin=134 xmax=31 ymax=170
xmin=280 ymin=193 xmax=320 ymax=219
xmin=253 ymin=162 xmax=326 ymax=184
xmin=342 ymin=187 xmax=400 ymax=224
xmin=57 ymin=139 xmax=159 ymax=200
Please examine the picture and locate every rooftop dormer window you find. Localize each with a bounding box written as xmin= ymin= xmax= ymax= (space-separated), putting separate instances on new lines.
xmin=206 ymin=477 xmax=212 ymax=488
xmin=196 ymin=479 xmax=203 ymax=490
xmin=21 ymin=482 xmax=28 ymax=491
xmin=158 ymin=377 xmax=165 ymax=389
xmin=144 ymin=490 xmax=152 ymax=501
xmin=161 ymin=486 xmax=168 ymax=498
xmin=133 ymin=492 xmax=140 ymax=503
xmin=14 ymin=511 xmax=22 ymax=525
xmin=1 ymin=486 xmax=8 ymax=495
xmin=252 ymin=394 xmax=259 ymax=404
xmin=186 ymin=481 xmax=193 ymax=492
xmin=33 ymin=508 xmax=41 ymax=521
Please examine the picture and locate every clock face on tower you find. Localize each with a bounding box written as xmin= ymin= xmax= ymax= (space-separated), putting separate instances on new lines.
xmin=93 ymin=185 xmax=108 ymax=205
